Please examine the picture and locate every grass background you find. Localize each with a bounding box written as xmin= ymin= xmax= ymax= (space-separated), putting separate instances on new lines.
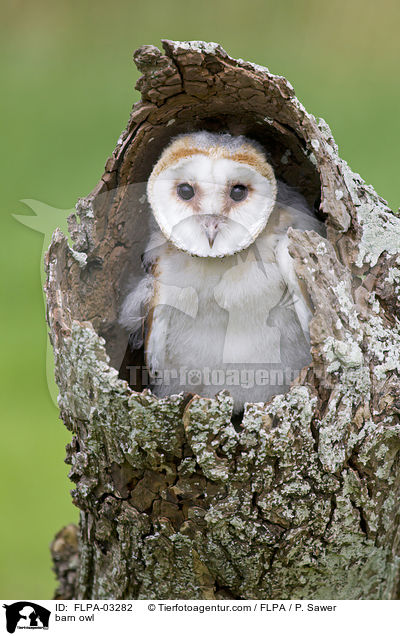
xmin=1 ymin=0 xmax=399 ymax=599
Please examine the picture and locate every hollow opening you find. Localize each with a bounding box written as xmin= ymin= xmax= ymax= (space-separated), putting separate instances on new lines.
xmin=93 ymin=109 xmax=323 ymax=410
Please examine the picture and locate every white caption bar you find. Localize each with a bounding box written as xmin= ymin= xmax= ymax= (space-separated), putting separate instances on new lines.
xmin=1 ymin=599 xmax=396 ymax=636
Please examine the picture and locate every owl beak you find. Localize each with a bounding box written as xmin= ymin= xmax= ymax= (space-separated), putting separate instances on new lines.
xmin=201 ymin=216 xmax=220 ymax=248
xmin=205 ymin=226 xmax=218 ymax=248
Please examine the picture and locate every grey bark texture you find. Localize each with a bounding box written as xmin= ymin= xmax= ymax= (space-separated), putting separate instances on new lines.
xmin=46 ymin=40 xmax=400 ymax=600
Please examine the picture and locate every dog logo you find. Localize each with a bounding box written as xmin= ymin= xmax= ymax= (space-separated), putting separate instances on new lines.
xmin=3 ymin=602 xmax=50 ymax=633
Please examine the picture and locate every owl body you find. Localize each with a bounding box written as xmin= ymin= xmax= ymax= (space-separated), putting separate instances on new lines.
xmin=120 ymin=132 xmax=324 ymax=412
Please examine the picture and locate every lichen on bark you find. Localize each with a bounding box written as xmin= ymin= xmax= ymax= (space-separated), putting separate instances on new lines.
xmin=46 ymin=40 xmax=400 ymax=600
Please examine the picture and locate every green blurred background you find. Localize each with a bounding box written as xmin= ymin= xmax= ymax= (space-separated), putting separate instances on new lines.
xmin=1 ymin=0 xmax=399 ymax=599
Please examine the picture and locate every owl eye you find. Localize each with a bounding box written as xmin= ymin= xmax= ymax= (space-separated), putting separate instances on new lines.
xmin=177 ymin=183 xmax=195 ymax=200
xmin=230 ymin=184 xmax=248 ymax=202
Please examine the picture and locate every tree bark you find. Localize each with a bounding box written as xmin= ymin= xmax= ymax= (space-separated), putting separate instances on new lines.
xmin=46 ymin=40 xmax=400 ymax=600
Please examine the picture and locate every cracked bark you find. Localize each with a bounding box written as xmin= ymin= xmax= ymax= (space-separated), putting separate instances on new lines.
xmin=46 ymin=40 xmax=400 ymax=600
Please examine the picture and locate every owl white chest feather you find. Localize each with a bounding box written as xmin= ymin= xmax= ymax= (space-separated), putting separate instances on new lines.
xmin=148 ymin=236 xmax=285 ymax=372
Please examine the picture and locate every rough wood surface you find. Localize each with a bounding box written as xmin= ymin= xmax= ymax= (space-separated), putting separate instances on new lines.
xmin=46 ymin=40 xmax=400 ymax=599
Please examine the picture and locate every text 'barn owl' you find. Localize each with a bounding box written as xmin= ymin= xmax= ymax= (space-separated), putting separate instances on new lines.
xmin=120 ymin=132 xmax=324 ymax=413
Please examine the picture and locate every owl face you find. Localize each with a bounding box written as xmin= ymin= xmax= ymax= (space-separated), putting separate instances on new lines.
xmin=147 ymin=132 xmax=277 ymax=257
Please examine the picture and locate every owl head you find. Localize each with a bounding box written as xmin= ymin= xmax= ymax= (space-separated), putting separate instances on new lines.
xmin=147 ymin=131 xmax=277 ymax=257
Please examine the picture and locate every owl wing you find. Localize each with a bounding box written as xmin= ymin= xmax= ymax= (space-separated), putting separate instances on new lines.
xmin=274 ymin=232 xmax=313 ymax=343
xmin=118 ymin=272 xmax=155 ymax=389
xmin=119 ymin=273 xmax=155 ymax=348
xmin=119 ymin=227 xmax=166 ymax=344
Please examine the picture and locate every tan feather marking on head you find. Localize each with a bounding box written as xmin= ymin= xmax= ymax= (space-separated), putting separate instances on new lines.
xmin=229 ymin=150 xmax=276 ymax=182
xmin=150 ymin=136 xmax=209 ymax=179
xmin=150 ymin=136 xmax=276 ymax=185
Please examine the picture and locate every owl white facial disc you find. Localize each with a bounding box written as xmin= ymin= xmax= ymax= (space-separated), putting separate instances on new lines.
xmin=147 ymin=132 xmax=277 ymax=258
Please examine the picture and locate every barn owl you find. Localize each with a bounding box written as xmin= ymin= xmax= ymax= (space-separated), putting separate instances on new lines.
xmin=120 ymin=131 xmax=324 ymax=413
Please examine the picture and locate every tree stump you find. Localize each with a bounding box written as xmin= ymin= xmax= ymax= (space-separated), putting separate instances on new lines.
xmin=46 ymin=40 xmax=400 ymax=600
